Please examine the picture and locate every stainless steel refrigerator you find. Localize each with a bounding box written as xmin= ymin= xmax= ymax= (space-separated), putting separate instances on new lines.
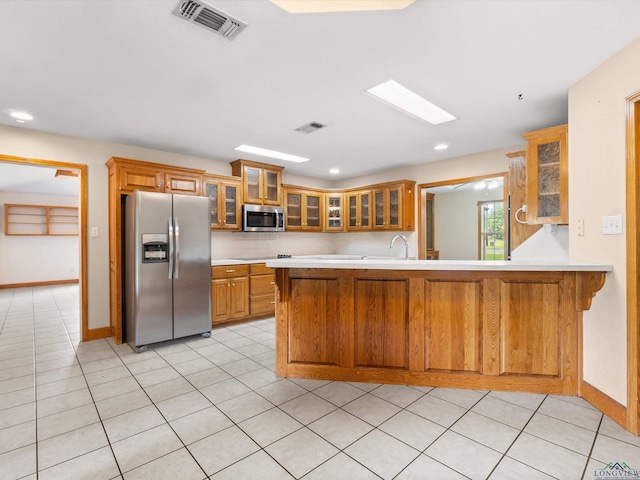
xmin=125 ymin=190 xmax=211 ymax=352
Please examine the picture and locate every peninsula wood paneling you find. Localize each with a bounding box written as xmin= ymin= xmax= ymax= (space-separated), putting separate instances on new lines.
xmin=354 ymin=279 xmax=408 ymax=369
xmin=500 ymin=280 xmax=561 ymax=376
xmin=288 ymin=278 xmax=340 ymax=365
xmin=425 ymin=280 xmax=482 ymax=373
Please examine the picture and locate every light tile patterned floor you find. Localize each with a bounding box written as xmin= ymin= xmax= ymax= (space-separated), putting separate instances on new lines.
xmin=1 ymin=285 xmax=639 ymax=479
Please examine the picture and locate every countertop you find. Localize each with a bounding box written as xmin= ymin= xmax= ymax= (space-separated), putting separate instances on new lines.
xmin=264 ymin=257 xmax=613 ymax=272
xmin=211 ymin=254 xmax=409 ymax=266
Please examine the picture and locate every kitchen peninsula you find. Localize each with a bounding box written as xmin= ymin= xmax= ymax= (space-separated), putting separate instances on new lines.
xmin=266 ymin=258 xmax=612 ymax=395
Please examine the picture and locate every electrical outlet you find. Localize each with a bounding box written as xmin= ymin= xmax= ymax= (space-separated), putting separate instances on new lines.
xmin=602 ymin=215 xmax=623 ymax=235
xmin=577 ymin=219 xmax=584 ymax=236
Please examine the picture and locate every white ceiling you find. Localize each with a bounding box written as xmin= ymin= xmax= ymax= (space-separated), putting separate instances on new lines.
xmin=0 ymin=163 xmax=79 ymax=196
xmin=1 ymin=0 xmax=640 ymax=183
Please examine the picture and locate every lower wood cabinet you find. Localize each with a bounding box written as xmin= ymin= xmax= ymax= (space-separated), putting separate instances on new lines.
xmin=274 ymin=267 xmax=607 ymax=395
xmin=211 ymin=265 xmax=249 ymax=324
xmin=211 ymin=263 xmax=275 ymax=326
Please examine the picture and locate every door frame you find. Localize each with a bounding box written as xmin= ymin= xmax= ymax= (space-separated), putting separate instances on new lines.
xmin=0 ymin=154 xmax=89 ymax=341
xmin=625 ymin=91 xmax=640 ymax=434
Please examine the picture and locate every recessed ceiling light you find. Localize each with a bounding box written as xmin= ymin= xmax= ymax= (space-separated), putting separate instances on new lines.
xmin=434 ymin=144 xmax=448 ymax=150
xmin=234 ymin=144 xmax=310 ymax=163
xmin=270 ymin=0 xmax=415 ymax=13
xmin=365 ymin=80 xmax=457 ymax=125
xmin=9 ymin=111 xmax=33 ymax=121
xmin=329 ymin=168 xmax=340 ymax=174
xmin=15 ymin=119 xmax=26 ymax=124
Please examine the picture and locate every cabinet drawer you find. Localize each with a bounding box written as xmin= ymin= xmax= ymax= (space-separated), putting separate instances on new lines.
xmin=212 ymin=265 xmax=249 ymax=278
xmin=251 ymin=274 xmax=276 ymax=295
xmin=249 ymin=263 xmax=272 ymax=275
xmin=251 ymin=294 xmax=276 ymax=316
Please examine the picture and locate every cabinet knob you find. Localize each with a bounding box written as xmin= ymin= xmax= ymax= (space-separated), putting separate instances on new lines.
xmin=270 ymin=281 xmax=275 ymax=285
xmin=227 ymin=283 xmax=231 ymax=287
xmin=167 ymin=185 xmax=171 ymax=190
xmin=232 ymin=283 xmax=235 ymax=287
xmin=270 ymin=301 xmax=276 ymax=305
xmin=156 ymin=184 xmax=160 ymax=188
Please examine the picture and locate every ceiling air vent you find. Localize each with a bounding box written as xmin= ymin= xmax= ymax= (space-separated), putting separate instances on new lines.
xmin=173 ymin=0 xmax=247 ymax=40
xmin=294 ymin=121 xmax=326 ymax=134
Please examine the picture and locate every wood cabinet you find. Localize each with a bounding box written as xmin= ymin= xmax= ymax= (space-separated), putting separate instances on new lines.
xmin=4 ymin=204 xmax=78 ymax=236
xmin=230 ymin=159 xmax=283 ymax=206
xmin=249 ymin=263 xmax=276 ymax=317
xmin=203 ymin=174 xmax=242 ymax=230
xmin=372 ymin=181 xmax=415 ymax=230
xmin=346 ymin=190 xmax=372 ymax=231
xmin=106 ymin=157 xmax=207 ymax=344
xmin=274 ymin=267 xmax=608 ymax=395
xmin=324 ymin=192 xmax=345 ymax=232
xmin=522 ymin=124 xmax=568 ymax=224
xmin=117 ymin=159 xmax=203 ymax=195
xmin=284 ymin=187 xmax=322 ymax=231
xmin=211 ymin=265 xmax=249 ymax=324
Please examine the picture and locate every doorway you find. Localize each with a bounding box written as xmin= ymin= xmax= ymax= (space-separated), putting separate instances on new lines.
xmin=478 ymin=200 xmax=505 ymax=260
xmin=0 ymin=154 xmax=88 ymax=340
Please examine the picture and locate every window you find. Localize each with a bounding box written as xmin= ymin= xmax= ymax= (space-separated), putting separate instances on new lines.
xmin=478 ymin=201 xmax=504 ymax=260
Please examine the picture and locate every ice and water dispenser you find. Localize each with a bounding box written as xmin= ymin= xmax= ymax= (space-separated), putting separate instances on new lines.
xmin=141 ymin=233 xmax=168 ymax=263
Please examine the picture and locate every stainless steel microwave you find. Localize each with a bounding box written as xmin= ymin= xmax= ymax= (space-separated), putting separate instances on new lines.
xmin=242 ymin=205 xmax=285 ymax=232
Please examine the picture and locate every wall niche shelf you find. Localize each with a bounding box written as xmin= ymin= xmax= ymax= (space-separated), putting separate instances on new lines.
xmin=4 ymin=204 xmax=79 ymax=236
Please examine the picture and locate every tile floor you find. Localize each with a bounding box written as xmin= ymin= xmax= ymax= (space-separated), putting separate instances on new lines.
xmin=1 ymin=285 xmax=639 ymax=480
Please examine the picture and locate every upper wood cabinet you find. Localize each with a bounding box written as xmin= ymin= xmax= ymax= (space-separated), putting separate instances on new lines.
xmin=522 ymin=125 xmax=568 ymax=225
xmin=203 ymin=174 xmax=242 ymax=230
xmin=284 ymin=187 xmax=322 ymax=232
xmin=113 ymin=158 xmax=203 ymax=196
xmin=324 ymin=192 xmax=345 ymax=232
xmin=346 ymin=190 xmax=372 ymax=231
xmin=372 ymin=181 xmax=415 ymax=231
xmin=230 ymin=159 xmax=283 ymax=206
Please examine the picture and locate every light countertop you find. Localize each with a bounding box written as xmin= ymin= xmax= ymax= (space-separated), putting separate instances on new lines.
xmin=264 ymin=258 xmax=613 ymax=272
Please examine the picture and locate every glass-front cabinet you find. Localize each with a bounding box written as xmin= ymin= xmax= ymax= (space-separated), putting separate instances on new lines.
xmin=522 ymin=124 xmax=568 ymax=225
xmin=346 ymin=190 xmax=371 ymax=231
xmin=325 ymin=193 xmax=344 ymax=231
xmin=284 ymin=187 xmax=322 ymax=231
xmin=203 ymin=174 xmax=241 ymax=230
xmin=373 ymin=185 xmax=403 ymax=230
xmin=230 ymin=159 xmax=283 ymax=206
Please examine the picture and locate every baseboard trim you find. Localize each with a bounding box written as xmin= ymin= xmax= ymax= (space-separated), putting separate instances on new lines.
xmin=0 ymin=279 xmax=79 ymax=289
xmin=581 ymin=380 xmax=627 ymax=429
xmin=85 ymin=327 xmax=111 ymax=341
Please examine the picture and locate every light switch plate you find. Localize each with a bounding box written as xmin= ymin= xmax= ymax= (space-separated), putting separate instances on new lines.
xmin=602 ymin=215 xmax=623 ymax=235
xmin=91 ymin=227 xmax=99 ymax=238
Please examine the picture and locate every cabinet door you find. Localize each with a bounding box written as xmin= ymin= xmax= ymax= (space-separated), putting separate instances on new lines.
xmin=230 ymin=277 xmax=249 ymax=318
xmin=373 ymin=189 xmax=386 ymax=229
xmin=211 ymin=279 xmax=231 ymax=323
xmin=222 ymin=182 xmax=241 ymax=229
xmin=388 ymin=186 xmax=402 ymax=229
xmin=205 ymin=182 xmax=220 ymax=228
xmin=119 ymin=166 xmax=163 ymax=193
xmin=524 ymin=125 xmax=568 ymax=224
xmin=360 ymin=192 xmax=371 ymax=229
xmin=164 ymin=172 xmax=201 ymax=196
xmin=263 ymin=169 xmax=282 ymax=206
xmin=243 ymin=166 xmax=262 ymax=204
xmin=325 ymin=193 xmax=344 ymax=231
xmin=305 ymin=193 xmax=322 ymax=230
xmin=347 ymin=193 xmax=359 ymax=230
xmin=285 ymin=191 xmax=303 ymax=229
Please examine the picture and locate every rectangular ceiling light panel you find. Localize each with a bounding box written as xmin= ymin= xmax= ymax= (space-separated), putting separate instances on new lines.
xmin=270 ymin=0 xmax=415 ymax=13
xmin=234 ymin=145 xmax=310 ymax=163
xmin=365 ymin=80 xmax=457 ymax=125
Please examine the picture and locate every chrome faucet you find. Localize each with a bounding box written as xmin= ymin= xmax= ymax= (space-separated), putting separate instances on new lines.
xmin=389 ymin=234 xmax=409 ymax=260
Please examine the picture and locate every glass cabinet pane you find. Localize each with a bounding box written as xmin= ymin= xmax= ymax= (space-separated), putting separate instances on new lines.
xmin=375 ymin=191 xmax=384 ymax=226
xmin=287 ymin=193 xmax=302 ymax=227
xmin=206 ymin=183 xmax=219 ymax=226
xmin=389 ymin=189 xmax=399 ymax=227
xmin=349 ymin=195 xmax=357 ymax=227
xmin=328 ymin=196 xmax=342 ymax=228
xmin=306 ymin=195 xmax=320 ymax=227
xmin=246 ymin=168 xmax=260 ymax=202
xmin=265 ymin=171 xmax=279 ymax=203
xmin=361 ymin=193 xmax=370 ymax=227
xmin=537 ymin=141 xmax=561 ymax=217
xmin=225 ymin=185 xmax=237 ymax=226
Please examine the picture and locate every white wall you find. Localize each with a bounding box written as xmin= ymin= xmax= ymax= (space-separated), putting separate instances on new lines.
xmin=0 ymin=191 xmax=79 ymax=284
xmin=568 ymin=37 xmax=640 ymax=406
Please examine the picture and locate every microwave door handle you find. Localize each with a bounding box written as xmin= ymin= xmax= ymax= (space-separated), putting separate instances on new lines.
xmin=168 ymin=217 xmax=174 ymax=279
xmin=276 ymin=208 xmax=281 ymax=231
xmin=174 ymin=217 xmax=180 ymax=279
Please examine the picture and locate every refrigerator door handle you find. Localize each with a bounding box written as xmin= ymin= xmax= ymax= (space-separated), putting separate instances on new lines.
xmin=174 ymin=217 xmax=180 ymax=279
xmin=168 ymin=217 xmax=174 ymax=279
